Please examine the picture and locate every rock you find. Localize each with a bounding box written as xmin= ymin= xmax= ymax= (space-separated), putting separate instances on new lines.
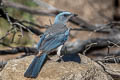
xmin=101 ymin=63 xmax=120 ymax=80
xmin=1 ymin=54 xmax=113 ymax=80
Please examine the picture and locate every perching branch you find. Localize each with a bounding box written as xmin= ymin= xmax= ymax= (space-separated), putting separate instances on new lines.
xmin=64 ymin=37 xmax=120 ymax=55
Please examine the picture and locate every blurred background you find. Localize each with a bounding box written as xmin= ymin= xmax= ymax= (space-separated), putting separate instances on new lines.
xmin=1 ymin=1 xmax=120 ymax=80
xmin=0 ymin=0 xmax=120 ymax=63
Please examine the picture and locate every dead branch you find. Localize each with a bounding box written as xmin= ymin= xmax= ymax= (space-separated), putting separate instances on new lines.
xmin=0 ymin=27 xmax=14 ymax=40
xmin=63 ymin=37 xmax=120 ymax=55
xmin=0 ymin=47 xmax=37 ymax=55
xmin=0 ymin=8 xmax=43 ymax=36
xmin=96 ymin=61 xmax=120 ymax=79
xmin=95 ymin=56 xmax=120 ymax=63
xmin=1 ymin=37 xmax=118 ymax=56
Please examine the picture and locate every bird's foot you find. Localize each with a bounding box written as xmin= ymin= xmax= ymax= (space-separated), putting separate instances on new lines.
xmin=56 ymin=55 xmax=64 ymax=62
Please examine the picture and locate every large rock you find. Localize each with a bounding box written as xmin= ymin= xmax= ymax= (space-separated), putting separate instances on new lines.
xmin=0 ymin=54 xmax=113 ymax=80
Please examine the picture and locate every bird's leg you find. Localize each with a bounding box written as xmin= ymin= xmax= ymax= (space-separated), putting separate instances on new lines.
xmin=37 ymin=51 xmax=51 ymax=60
xmin=36 ymin=50 xmax=43 ymax=57
xmin=57 ymin=45 xmax=64 ymax=62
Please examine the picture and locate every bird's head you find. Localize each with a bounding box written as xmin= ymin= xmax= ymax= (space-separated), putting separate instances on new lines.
xmin=54 ymin=12 xmax=77 ymax=24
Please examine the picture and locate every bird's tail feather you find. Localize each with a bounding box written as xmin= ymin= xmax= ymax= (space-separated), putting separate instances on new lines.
xmin=24 ymin=53 xmax=47 ymax=78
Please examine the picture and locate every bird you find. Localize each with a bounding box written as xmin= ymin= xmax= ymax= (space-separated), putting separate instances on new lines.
xmin=24 ymin=12 xmax=77 ymax=78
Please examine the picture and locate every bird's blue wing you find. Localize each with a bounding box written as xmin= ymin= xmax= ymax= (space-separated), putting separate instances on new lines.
xmin=24 ymin=29 xmax=70 ymax=78
xmin=36 ymin=34 xmax=46 ymax=50
xmin=40 ymin=29 xmax=70 ymax=51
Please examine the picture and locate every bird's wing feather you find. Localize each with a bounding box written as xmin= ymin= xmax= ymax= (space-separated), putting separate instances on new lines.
xmin=40 ymin=29 xmax=70 ymax=51
xmin=36 ymin=34 xmax=46 ymax=50
xmin=37 ymin=23 xmax=70 ymax=52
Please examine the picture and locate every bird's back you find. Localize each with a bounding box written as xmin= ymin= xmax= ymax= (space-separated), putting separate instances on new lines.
xmin=45 ymin=23 xmax=68 ymax=35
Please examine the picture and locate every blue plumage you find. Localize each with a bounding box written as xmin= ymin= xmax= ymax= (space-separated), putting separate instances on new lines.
xmin=24 ymin=54 xmax=47 ymax=78
xmin=24 ymin=12 xmax=76 ymax=78
xmin=31 ymin=53 xmax=47 ymax=77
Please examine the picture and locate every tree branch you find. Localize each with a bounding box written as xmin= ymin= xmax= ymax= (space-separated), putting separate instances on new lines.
xmin=0 ymin=8 xmax=43 ymax=36
xmin=63 ymin=37 xmax=120 ymax=55
xmin=0 ymin=47 xmax=37 ymax=55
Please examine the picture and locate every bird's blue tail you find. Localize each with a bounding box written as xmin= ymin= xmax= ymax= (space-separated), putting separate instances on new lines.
xmin=24 ymin=53 xmax=47 ymax=78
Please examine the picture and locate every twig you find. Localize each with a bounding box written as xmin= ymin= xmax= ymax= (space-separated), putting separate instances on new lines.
xmin=83 ymin=43 xmax=97 ymax=55
xmin=0 ymin=8 xmax=43 ymax=36
xmin=0 ymin=27 xmax=14 ymax=41
xmin=107 ymin=40 xmax=120 ymax=48
xmin=10 ymin=31 xmax=16 ymax=43
xmin=63 ymin=37 xmax=120 ymax=55
xmin=49 ymin=18 xmax=52 ymax=26
xmin=0 ymin=42 xmax=13 ymax=48
xmin=95 ymin=56 xmax=120 ymax=63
